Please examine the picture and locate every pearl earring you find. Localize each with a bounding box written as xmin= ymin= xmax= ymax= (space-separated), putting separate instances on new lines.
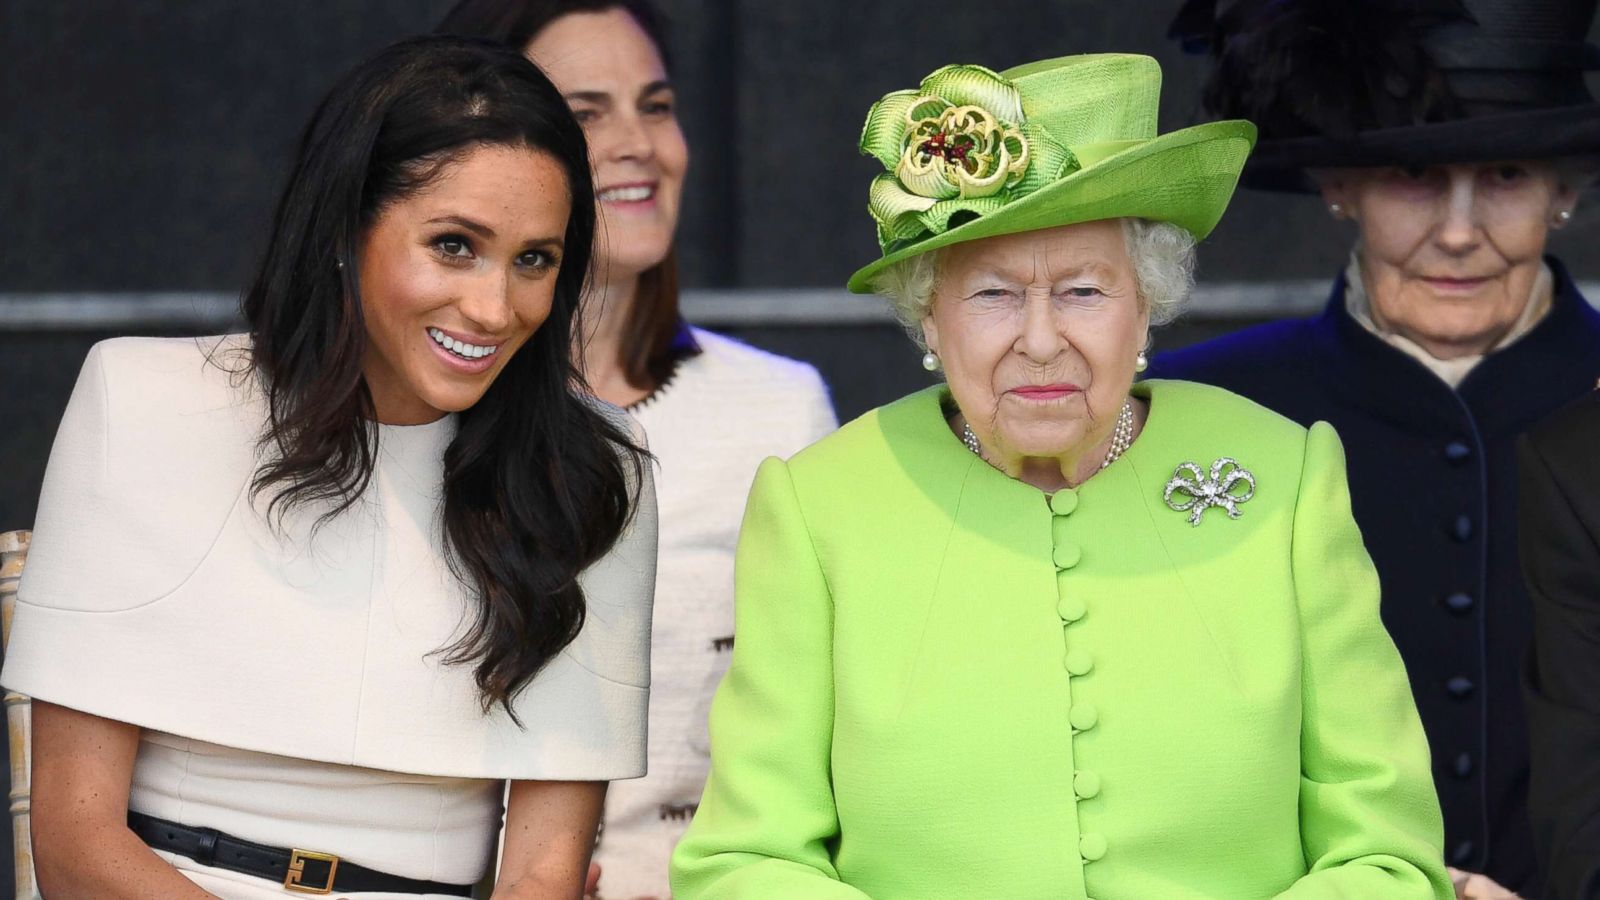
xmin=1135 ymin=350 xmax=1149 ymax=373
xmin=1556 ymin=209 xmax=1573 ymax=225
xmin=1328 ymin=202 xmax=1344 ymax=218
xmin=922 ymin=351 xmax=941 ymax=372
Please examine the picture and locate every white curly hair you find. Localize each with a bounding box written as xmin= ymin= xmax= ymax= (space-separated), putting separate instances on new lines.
xmin=868 ymin=218 xmax=1197 ymax=347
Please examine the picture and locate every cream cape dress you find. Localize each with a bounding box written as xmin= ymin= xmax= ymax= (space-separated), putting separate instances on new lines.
xmin=594 ymin=328 xmax=836 ymax=897
xmin=1 ymin=335 xmax=658 ymax=897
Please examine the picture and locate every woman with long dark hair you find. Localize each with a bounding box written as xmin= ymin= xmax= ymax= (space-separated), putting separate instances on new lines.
xmin=436 ymin=4 xmax=836 ymax=897
xmin=2 ymin=36 xmax=656 ymax=899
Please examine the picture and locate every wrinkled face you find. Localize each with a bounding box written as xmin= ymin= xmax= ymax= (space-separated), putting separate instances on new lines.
xmin=1321 ymin=161 xmax=1574 ymax=358
xmin=922 ymin=220 xmax=1149 ymax=461
xmin=358 ymin=143 xmax=571 ymax=425
xmin=528 ymin=9 xmax=688 ymax=282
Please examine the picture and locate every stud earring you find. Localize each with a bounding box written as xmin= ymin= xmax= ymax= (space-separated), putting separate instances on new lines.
xmin=1135 ymin=350 xmax=1149 ymax=373
xmin=921 ymin=351 xmax=941 ymax=372
xmin=336 ymin=258 xmax=346 ymax=270
xmin=1556 ymin=209 xmax=1573 ymax=225
xmin=1328 ymin=202 xmax=1344 ymax=218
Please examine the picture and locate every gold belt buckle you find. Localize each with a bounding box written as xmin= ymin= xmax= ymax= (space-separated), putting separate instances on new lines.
xmin=284 ymin=848 xmax=340 ymax=895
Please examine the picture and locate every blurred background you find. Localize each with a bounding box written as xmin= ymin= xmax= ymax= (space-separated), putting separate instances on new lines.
xmin=4 ymin=0 xmax=1600 ymax=888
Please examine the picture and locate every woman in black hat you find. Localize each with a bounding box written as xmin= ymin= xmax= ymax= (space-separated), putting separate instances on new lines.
xmin=1153 ymin=1 xmax=1600 ymax=896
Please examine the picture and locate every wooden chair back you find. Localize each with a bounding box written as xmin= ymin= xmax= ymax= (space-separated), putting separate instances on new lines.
xmin=2 ymin=530 xmax=38 ymax=899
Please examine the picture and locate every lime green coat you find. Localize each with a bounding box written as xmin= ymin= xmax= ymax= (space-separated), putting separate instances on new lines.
xmin=670 ymin=380 xmax=1452 ymax=900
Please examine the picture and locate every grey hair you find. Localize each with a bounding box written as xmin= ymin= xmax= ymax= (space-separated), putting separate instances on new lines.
xmin=868 ymin=218 xmax=1198 ymax=347
xmin=1123 ymin=218 xmax=1198 ymax=326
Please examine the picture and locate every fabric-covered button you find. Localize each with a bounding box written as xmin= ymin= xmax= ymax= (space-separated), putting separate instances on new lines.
xmin=1054 ymin=543 xmax=1082 ymax=570
xmin=1450 ymin=841 xmax=1476 ymax=866
xmin=1453 ymin=752 xmax=1474 ymax=779
xmin=1057 ymin=592 xmax=1086 ymax=623
xmin=1064 ymin=649 xmax=1094 ymax=676
xmin=1074 ymin=770 xmax=1102 ymax=799
xmin=1079 ymin=833 xmax=1107 ymax=861
xmin=1451 ymin=515 xmax=1473 ymax=542
xmin=1070 ymin=703 xmax=1099 ymax=732
xmin=1443 ymin=592 xmax=1475 ymax=615
xmin=1050 ymin=489 xmax=1079 ymax=516
xmin=1445 ymin=676 xmax=1475 ymax=698
xmin=1444 ymin=441 xmax=1472 ymax=464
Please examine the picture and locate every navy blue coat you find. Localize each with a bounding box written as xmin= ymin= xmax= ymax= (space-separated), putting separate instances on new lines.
xmin=1148 ymin=259 xmax=1600 ymax=894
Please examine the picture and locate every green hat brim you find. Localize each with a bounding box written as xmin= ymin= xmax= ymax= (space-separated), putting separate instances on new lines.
xmin=846 ymin=119 xmax=1256 ymax=294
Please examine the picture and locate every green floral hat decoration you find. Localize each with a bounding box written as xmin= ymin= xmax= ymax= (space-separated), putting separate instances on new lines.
xmin=848 ymin=53 xmax=1257 ymax=293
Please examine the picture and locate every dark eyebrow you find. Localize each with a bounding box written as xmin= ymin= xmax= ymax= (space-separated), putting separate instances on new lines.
xmin=565 ymin=81 xmax=673 ymax=106
xmin=426 ymin=215 xmax=495 ymax=238
xmin=525 ymin=236 xmax=566 ymax=253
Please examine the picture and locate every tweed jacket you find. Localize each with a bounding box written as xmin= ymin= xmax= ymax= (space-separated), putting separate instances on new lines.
xmin=1519 ymin=390 xmax=1600 ymax=900
xmin=1149 ymin=259 xmax=1600 ymax=892
xmin=594 ymin=328 xmax=837 ymax=897
xmin=671 ymin=380 xmax=1451 ymax=900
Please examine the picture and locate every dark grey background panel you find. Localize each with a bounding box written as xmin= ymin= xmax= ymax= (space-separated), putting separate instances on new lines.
xmin=3 ymin=1 xmax=445 ymax=290
xmin=0 ymin=0 xmax=737 ymax=291
xmin=8 ymin=1 xmax=1600 ymax=294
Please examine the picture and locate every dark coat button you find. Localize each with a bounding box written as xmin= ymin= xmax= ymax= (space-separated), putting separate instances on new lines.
xmin=1451 ymin=841 xmax=1476 ymax=865
xmin=1453 ymin=752 xmax=1474 ymax=779
xmin=1444 ymin=441 xmax=1472 ymax=464
xmin=1446 ymin=676 xmax=1476 ymax=698
xmin=1443 ymin=592 xmax=1475 ymax=615
xmin=1451 ymin=515 xmax=1473 ymax=542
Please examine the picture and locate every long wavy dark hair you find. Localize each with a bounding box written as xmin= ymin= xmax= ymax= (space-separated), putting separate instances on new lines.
xmin=436 ymin=0 xmax=694 ymax=392
xmin=241 ymin=35 xmax=646 ymax=717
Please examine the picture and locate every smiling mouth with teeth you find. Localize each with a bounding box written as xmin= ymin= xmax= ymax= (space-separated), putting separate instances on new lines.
xmin=598 ymin=185 xmax=655 ymax=202
xmin=428 ymin=327 xmax=499 ymax=360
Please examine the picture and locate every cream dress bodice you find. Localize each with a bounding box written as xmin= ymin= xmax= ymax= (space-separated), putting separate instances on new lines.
xmin=132 ymin=731 xmax=501 ymax=897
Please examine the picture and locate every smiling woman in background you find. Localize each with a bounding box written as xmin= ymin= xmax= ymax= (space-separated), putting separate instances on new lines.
xmin=3 ymin=36 xmax=656 ymax=899
xmin=1154 ymin=2 xmax=1600 ymax=895
xmin=436 ymin=3 xmax=836 ymax=897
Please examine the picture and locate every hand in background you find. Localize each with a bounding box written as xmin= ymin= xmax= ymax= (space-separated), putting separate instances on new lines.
xmin=1449 ymin=867 xmax=1521 ymax=899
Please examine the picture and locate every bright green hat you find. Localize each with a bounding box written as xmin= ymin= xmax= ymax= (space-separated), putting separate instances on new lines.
xmin=847 ymin=53 xmax=1257 ymax=293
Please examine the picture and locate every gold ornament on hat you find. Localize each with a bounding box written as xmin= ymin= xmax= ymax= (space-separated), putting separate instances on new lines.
xmin=896 ymin=99 xmax=1031 ymax=201
xmin=861 ymin=65 xmax=1075 ymax=250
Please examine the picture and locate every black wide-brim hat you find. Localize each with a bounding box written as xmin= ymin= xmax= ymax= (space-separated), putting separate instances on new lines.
xmin=1172 ymin=0 xmax=1600 ymax=192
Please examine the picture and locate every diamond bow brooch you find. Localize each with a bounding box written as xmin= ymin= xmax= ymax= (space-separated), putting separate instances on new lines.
xmin=1163 ymin=458 xmax=1256 ymax=526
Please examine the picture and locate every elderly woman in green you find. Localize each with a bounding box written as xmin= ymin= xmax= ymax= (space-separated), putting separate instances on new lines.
xmin=670 ymin=54 xmax=1452 ymax=900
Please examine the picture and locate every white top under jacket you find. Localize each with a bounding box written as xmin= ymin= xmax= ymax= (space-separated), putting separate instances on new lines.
xmin=592 ymin=328 xmax=836 ymax=897
xmin=132 ymin=731 xmax=502 ymax=896
xmin=2 ymin=334 xmax=658 ymax=781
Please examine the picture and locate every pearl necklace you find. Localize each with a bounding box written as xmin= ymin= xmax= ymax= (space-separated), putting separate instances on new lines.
xmin=961 ymin=399 xmax=1136 ymax=470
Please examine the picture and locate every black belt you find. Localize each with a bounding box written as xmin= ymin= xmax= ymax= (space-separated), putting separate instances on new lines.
xmin=128 ymin=811 xmax=475 ymax=896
